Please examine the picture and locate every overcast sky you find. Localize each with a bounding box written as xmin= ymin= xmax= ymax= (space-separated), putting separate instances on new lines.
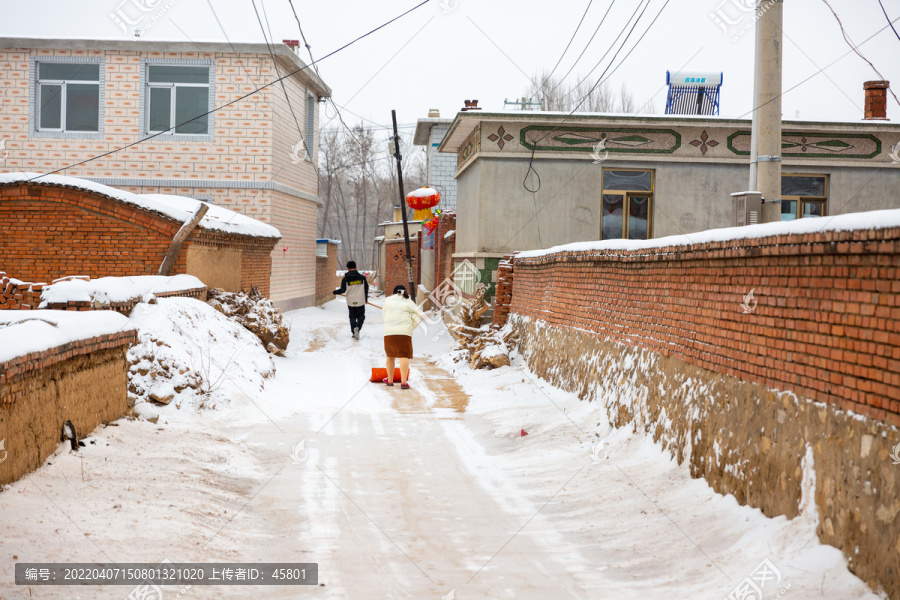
xmin=3 ymin=0 xmax=899 ymax=135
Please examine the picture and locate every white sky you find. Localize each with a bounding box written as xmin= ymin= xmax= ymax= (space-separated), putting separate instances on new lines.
xmin=3 ymin=0 xmax=899 ymax=135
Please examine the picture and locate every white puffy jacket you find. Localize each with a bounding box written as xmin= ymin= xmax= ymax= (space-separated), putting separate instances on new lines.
xmin=382 ymin=294 xmax=421 ymax=337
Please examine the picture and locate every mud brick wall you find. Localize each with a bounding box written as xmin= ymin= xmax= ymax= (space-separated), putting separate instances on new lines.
xmin=0 ymin=183 xmax=278 ymax=297
xmin=383 ymin=238 xmax=419 ymax=298
xmin=510 ymin=226 xmax=900 ymax=426
xmin=0 ymin=329 xmax=137 ymax=485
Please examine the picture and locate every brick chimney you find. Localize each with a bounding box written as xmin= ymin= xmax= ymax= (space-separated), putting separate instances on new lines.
xmin=863 ymin=81 xmax=889 ymax=120
xmin=461 ymin=99 xmax=481 ymax=112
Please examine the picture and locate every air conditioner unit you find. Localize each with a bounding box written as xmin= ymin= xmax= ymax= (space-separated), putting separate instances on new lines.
xmin=731 ymin=191 xmax=763 ymax=227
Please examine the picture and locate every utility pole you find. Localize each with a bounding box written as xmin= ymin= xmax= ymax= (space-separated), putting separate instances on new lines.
xmin=391 ymin=109 xmax=416 ymax=302
xmin=755 ymin=0 xmax=784 ymax=223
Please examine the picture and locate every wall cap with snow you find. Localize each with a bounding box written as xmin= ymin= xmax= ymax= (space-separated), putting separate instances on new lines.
xmin=515 ymin=209 xmax=900 ymax=261
xmin=0 ymin=173 xmax=281 ymax=239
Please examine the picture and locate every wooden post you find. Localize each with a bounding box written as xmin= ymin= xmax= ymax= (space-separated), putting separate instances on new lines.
xmin=158 ymin=203 xmax=209 ymax=276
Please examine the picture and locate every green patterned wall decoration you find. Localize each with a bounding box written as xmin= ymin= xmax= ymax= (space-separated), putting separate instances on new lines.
xmin=727 ymin=130 xmax=882 ymax=159
xmin=481 ymin=257 xmax=500 ymax=303
xmin=457 ymin=123 xmax=481 ymax=168
xmin=520 ymin=126 xmax=681 ymax=154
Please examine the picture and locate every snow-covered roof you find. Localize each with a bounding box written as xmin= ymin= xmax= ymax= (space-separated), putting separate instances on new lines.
xmin=517 ymin=209 xmax=900 ymax=259
xmin=0 ymin=173 xmax=281 ymax=239
xmin=40 ymin=274 xmax=205 ymax=307
xmin=0 ymin=310 xmax=134 ymax=364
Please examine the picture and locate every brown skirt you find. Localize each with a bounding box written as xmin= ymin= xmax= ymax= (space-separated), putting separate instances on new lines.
xmin=384 ymin=334 xmax=413 ymax=359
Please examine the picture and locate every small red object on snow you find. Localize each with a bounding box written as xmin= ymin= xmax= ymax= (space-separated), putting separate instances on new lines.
xmin=520 ymin=429 xmax=528 ymax=437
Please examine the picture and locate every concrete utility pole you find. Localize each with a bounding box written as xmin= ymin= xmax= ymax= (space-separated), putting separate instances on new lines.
xmin=755 ymin=0 xmax=784 ymax=223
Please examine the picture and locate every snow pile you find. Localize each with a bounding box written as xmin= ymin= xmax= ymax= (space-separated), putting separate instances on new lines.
xmin=517 ymin=208 xmax=900 ymax=258
xmin=0 ymin=173 xmax=281 ymax=238
xmin=126 ymin=297 xmax=274 ymax=421
xmin=40 ymin=274 xmax=205 ymax=308
xmin=207 ymin=288 xmax=290 ymax=355
xmin=0 ymin=310 xmax=134 ymax=363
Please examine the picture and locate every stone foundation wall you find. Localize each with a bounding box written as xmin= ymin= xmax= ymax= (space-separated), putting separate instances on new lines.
xmin=511 ymin=316 xmax=900 ymax=598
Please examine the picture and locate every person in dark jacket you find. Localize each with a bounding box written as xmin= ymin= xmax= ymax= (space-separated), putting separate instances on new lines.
xmin=333 ymin=261 xmax=369 ymax=340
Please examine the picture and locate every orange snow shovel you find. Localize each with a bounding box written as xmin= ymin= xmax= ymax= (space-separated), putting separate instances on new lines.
xmin=370 ymin=367 xmax=412 ymax=383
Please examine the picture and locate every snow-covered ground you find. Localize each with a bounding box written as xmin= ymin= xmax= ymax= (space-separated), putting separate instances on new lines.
xmin=0 ymin=300 xmax=883 ymax=599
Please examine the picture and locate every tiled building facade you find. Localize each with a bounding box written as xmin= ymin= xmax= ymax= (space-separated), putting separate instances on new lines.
xmin=0 ymin=37 xmax=330 ymax=310
xmin=413 ymin=117 xmax=457 ymax=211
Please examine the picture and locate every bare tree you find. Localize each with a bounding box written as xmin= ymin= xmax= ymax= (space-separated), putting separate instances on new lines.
xmin=316 ymin=124 xmax=425 ymax=271
xmin=524 ymin=70 xmax=639 ymax=113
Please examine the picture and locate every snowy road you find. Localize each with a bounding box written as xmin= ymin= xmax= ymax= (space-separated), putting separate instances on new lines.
xmin=0 ymin=300 xmax=883 ymax=599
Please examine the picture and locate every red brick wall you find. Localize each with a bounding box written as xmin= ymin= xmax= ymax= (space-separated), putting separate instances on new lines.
xmin=491 ymin=257 xmax=514 ymax=328
xmin=433 ymin=212 xmax=456 ymax=285
xmin=384 ymin=238 xmax=419 ymax=297
xmin=509 ymin=226 xmax=900 ymax=426
xmin=0 ymin=183 xmax=277 ymax=296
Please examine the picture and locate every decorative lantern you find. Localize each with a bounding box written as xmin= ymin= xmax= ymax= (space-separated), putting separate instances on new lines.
xmin=406 ymin=186 xmax=441 ymax=222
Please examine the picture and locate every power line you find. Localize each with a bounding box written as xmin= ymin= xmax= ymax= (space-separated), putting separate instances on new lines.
xmin=565 ymin=0 xmax=654 ymax=98
xmin=549 ymin=0 xmax=617 ymax=96
xmin=320 ymin=14 xmax=434 ymax=133
xmin=522 ymin=0 xmax=672 ymax=192
xmin=737 ymin=13 xmax=900 ymax=119
xmin=820 ymin=0 xmax=900 ymax=108
xmin=253 ymin=0 xmax=313 ymax=167
xmin=550 ymin=0 xmax=672 ymax=128
xmin=877 ymin=0 xmax=900 ymax=42
xmin=27 ymin=0 xmax=431 ymax=182
xmin=544 ymin=0 xmax=594 ymax=84
xmin=322 ymin=123 xmax=416 ymax=134
xmin=201 ymin=0 xmax=268 ymax=115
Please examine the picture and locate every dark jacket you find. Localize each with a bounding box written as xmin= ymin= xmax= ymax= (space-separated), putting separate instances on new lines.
xmin=334 ymin=270 xmax=369 ymax=307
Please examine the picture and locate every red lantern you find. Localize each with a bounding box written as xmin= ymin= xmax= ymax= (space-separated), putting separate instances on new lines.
xmin=406 ymin=186 xmax=441 ymax=222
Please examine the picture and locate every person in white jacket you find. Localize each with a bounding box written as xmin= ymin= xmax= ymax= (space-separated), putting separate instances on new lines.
xmin=382 ymin=285 xmax=421 ymax=389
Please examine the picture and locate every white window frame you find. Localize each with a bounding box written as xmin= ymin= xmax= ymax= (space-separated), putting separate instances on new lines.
xmin=140 ymin=58 xmax=216 ymax=142
xmin=30 ymin=57 xmax=104 ymax=139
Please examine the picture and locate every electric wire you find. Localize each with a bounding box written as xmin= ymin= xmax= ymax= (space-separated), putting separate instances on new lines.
xmin=876 ymin=0 xmax=900 ymax=42
xmin=253 ymin=0 xmax=313 ymax=167
xmin=547 ymin=0 xmax=617 ymax=97
xmin=821 ymin=0 xmax=900 ymax=107
xmin=737 ymin=12 xmax=900 ymax=119
xmin=544 ymin=0 xmax=594 ymax=85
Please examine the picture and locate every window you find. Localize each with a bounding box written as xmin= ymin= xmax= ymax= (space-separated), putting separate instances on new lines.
xmin=601 ymin=169 xmax=654 ymax=240
xmin=36 ymin=62 xmax=101 ymax=133
xmin=781 ymin=174 xmax=828 ymax=220
xmin=305 ymin=91 xmax=316 ymax=159
xmin=145 ymin=64 xmax=211 ymax=135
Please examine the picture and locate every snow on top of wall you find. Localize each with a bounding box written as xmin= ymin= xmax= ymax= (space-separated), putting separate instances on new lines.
xmin=0 ymin=173 xmax=281 ymax=239
xmin=517 ymin=209 xmax=900 ymax=259
xmin=40 ymin=274 xmax=205 ymax=307
xmin=142 ymin=194 xmax=281 ymax=239
xmin=0 ymin=310 xmax=133 ymax=364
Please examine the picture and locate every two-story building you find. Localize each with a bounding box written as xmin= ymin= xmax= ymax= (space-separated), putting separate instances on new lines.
xmin=0 ymin=37 xmax=331 ymax=310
